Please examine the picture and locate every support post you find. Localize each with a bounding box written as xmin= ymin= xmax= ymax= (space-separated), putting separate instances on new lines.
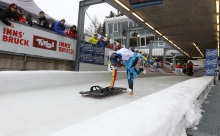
xmin=163 ymin=49 xmax=167 ymax=63
xmin=149 ymin=40 xmax=153 ymax=60
xmin=172 ymin=55 xmax=176 ymax=71
xmin=74 ymin=0 xmax=103 ymax=71
xmin=125 ymin=27 xmax=130 ymax=48
xmin=24 ymin=54 xmax=27 ymax=63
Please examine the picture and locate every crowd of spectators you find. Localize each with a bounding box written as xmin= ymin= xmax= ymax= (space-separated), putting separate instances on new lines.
xmin=87 ymin=34 xmax=124 ymax=50
xmin=175 ymin=61 xmax=194 ymax=76
xmin=0 ymin=3 xmax=77 ymax=38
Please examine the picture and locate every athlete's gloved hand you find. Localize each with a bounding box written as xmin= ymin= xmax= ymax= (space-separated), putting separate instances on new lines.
xmin=146 ymin=60 xmax=153 ymax=65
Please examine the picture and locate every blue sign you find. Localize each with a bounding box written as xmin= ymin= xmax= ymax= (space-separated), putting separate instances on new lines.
xmin=130 ymin=0 xmax=163 ymax=9
xmin=80 ymin=41 xmax=105 ymax=65
xmin=206 ymin=49 xmax=218 ymax=76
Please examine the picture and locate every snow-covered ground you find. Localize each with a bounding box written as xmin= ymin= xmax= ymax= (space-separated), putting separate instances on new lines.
xmin=0 ymin=71 xmax=212 ymax=136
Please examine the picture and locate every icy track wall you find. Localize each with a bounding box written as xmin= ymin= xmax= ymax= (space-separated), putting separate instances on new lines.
xmin=0 ymin=71 xmax=129 ymax=93
xmin=50 ymin=76 xmax=213 ymax=136
xmin=0 ymin=71 xmax=177 ymax=93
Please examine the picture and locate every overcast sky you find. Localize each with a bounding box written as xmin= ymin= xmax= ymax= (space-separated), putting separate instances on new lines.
xmin=34 ymin=0 xmax=118 ymax=29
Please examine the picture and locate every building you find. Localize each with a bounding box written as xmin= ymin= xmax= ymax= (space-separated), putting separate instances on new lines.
xmin=104 ymin=16 xmax=180 ymax=57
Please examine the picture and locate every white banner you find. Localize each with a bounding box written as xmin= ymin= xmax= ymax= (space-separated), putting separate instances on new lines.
xmin=0 ymin=21 xmax=76 ymax=60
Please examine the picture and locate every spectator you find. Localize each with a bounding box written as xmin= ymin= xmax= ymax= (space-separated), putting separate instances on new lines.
xmin=115 ymin=42 xmax=122 ymax=51
xmin=110 ymin=41 xmax=117 ymax=50
xmin=88 ymin=34 xmax=98 ymax=44
xmin=53 ymin=19 xmax=66 ymax=35
xmin=82 ymin=36 xmax=86 ymax=42
xmin=182 ymin=63 xmax=186 ymax=74
xmin=17 ymin=7 xmax=26 ymax=23
xmin=37 ymin=11 xmax=49 ymax=29
xmin=26 ymin=14 xmax=33 ymax=26
xmin=0 ymin=3 xmax=18 ymax=28
xmin=97 ymin=36 xmax=105 ymax=46
xmin=104 ymin=36 xmax=110 ymax=47
xmin=187 ymin=61 xmax=194 ymax=76
xmin=175 ymin=63 xmax=180 ymax=68
xmin=66 ymin=25 xmax=77 ymax=38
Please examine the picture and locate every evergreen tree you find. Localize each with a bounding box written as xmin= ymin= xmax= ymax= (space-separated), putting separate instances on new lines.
xmin=116 ymin=10 xmax=124 ymax=17
xmin=106 ymin=11 xmax=115 ymax=18
xmin=96 ymin=23 xmax=102 ymax=35
xmin=101 ymin=21 xmax=106 ymax=36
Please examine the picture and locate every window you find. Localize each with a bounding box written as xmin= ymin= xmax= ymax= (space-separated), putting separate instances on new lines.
xmin=119 ymin=21 xmax=128 ymax=36
xmin=130 ymin=38 xmax=137 ymax=47
xmin=140 ymin=37 xmax=146 ymax=47
xmin=128 ymin=21 xmax=133 ymax=27
xmin=113 ymin=23 xmax=118 ymax=32
xmin=108 ymin=23 xmax=113 ymax=34
xmin=146 ymin=36 xmax=154 ymax=45
xmin=158 ymin=42 xmax=165 ymax=48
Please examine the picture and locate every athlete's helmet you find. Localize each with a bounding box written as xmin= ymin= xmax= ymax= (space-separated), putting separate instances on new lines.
xmin=109 ymin=53 xmax=121 ymax=66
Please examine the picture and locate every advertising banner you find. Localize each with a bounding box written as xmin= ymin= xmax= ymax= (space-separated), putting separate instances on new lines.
xmin=80 ymin=41 xmax=105 ymax=65
xmin=206 ymin=49 xmax=218 ymax=76
xmin=0 ymin=22 xmax=76 ymax=60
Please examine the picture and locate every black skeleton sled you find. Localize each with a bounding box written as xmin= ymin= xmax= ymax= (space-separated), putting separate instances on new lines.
xmin=79 ymin=86 xmax=127 ymax=98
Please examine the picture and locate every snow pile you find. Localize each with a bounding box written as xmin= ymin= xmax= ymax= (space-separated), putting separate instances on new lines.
xmin=51 ymin=76 xmax=213 ymax=136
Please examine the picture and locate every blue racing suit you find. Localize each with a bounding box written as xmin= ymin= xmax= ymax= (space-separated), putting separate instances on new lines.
xmin=109 ymin=48 xmax=148 ymax=92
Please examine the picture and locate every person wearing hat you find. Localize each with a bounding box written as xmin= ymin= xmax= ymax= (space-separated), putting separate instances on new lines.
xmin=37 ymin=11 xmax=49 ymax=29
xmin=17 ymin=7 xmax=26 ymax=23
xmin=88 ymin=34 xmax=98 ymax=45
xmin=97 ymin=35 xmax=105 ymax=46
xmin=0 ymin=3 xmax=19 ymax=28
xmin=52 ymin=19 xmax=66 ymax=35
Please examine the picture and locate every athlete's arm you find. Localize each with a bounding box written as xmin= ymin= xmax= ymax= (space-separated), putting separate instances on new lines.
xmin=138 ymin=54 xmax=148 ymax=61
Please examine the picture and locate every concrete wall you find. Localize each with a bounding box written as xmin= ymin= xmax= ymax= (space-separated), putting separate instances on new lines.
xmin=0 ymin=53 xmax=73 ymax=71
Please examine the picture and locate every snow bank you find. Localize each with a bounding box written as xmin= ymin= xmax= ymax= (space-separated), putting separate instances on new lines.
xmin=0 ymin=71 xmax=126 ymax=93
xmin=51 ymin=76 xmax=213 ymax=136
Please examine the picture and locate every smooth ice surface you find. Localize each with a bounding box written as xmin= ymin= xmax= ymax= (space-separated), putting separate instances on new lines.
xmin=0 ymin=71 xmax=191 ymax=136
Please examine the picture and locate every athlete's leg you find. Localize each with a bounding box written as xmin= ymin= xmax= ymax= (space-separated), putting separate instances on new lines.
xmin=127 ymin=68 xmax=134 ymax=94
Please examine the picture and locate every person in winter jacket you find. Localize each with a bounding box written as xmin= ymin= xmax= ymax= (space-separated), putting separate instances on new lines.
xmin=52 ymin=19 xmax=66 ymax=35
xmin=17 ymin=7 xmax=26 ymax=23
xmin=37 ymin=11 xmax=49 ymax=29
xmin=97 ymin=36 xmax=105 ymax=46
xmin=26 ymin=14 xmax=33 ymax=26
xmin=88 ymin=34 xmax=98 ymax=44
xmin=187 ymin=61 xmax=194 ymax=76
xmin=104 ymin=36 xmax=111 ymax=47
xmin=66 ymin=25 xmax=77 ymax=38
xmin=0 ymin=3 xmax=19 ymax=28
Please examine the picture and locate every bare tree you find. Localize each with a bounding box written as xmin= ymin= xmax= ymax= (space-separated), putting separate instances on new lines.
xmin=101 ymin=21 xmax=106 ymax=36
xmin=96 ymin=23 xmax=102 ymax=35
xmin=87 ymin=15 xmax=100 ymax=33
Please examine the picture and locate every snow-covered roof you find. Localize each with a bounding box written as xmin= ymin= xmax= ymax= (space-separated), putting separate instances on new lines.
xmin=104 ymin=16 xmax=132 ymax=23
